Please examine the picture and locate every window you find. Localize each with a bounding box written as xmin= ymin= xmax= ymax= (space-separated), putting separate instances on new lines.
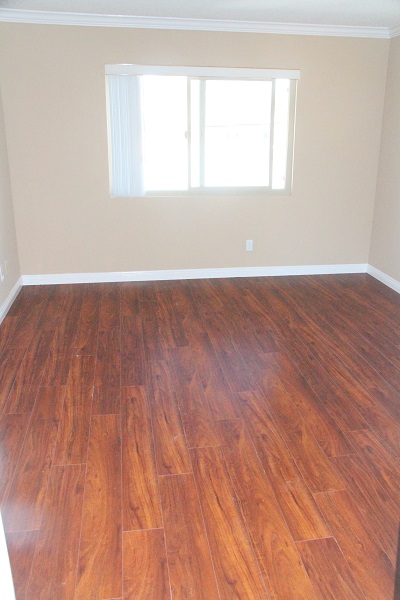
xmin=106 ymin=65 xmax=299 ymax=197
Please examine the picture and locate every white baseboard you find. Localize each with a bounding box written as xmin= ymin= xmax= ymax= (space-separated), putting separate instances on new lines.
xmin=367 ymin=265 xmax=400 ymax=295
xmin=0 ymin=277 xmax=23 ymax=325
xmin=21 ymin=263 xmax=368 ymax=286
xmin=2 ymin=264 xmax=398 ymax=322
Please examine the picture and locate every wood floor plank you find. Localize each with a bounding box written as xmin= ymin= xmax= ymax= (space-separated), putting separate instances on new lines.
xmin=263 ymin=456 xmax=331 ymax=543
xmin=123 ymin=529 xmax=170 ymax=600
xmin=160 ymin=474 xmax=219 ymax=599
xmin=263 ymin=351 xmax=355 ymax=457
xmin=41 ymin=290 xmax=85 ymax=386
xmin=5 ymin=330 xmax=54 ymax=414
xmin=155 ymin=281 xmax=189 ymax=348
xmin=191 ymin=445 xmax=268 ymax=599
xmin=236 ymin=392 xmax=334 ymax=542
xmin=93 ymin=329 xmax=121 ymax=414
xmin=259 ymin=368 xmax=345 ymax=493
xmin=332 ymin=453 xmax=399 ymax=563
xmin=296 ymin=537 xmax=365 ymax=599
xmin=283 ymin=337 xmax=369 ymax=432
xmin=219 ymin=419 xmax=319 ymax=599
xmin=74 ymin=286 xmax=101 ymax=355
xmin=169 ymin=347 xmax=220 ymax=448
xmin=36 ymin=285 xmax=73 ymax=331
xmin=6 ymin=305 xmax=45 ymax=351
xmin=121 ymin=386 xmax=162 ymax=530
xmin=67 ymin=354 xmax=96 ymax=393
xmin=121 ymin=330 xmax=147 ymax=387
xmin=211 ymin=278 xmax=280 ymax=354
xmin=25 ymin=465 xmax=85 ymax=599
xmin=6 ymin=530 xmax=38 ymax=600
xmin=0 ymin=413 xmax=31 ymax=505
xmin=184 ymin=338 xmax=239 ymax=421
xmin=98 ymin=284 xmax=120 ymax=331
xmin=349 ymin=428 xmax=400 ymax=503
xmin=3 ymin=386 xmax=65 ymax=532
xmin=315 ymin=490 xmax=395 ymax=600
xmin=53 ymin=386 xmax=93 ymax=465
xmin=0 ymin=348 xmax=26 ymax=415
xmin=0 ymin=277 xmax=399 ymax=599
xmin=75 ymin=414 xmax=122 ymax=600
xmin=195 ymin=305 xmax=255 ymax=393
xmin=0 ymin=315 xmax=19 ymax=355
xmin=148 ymin=360 xmax=191 ymax=475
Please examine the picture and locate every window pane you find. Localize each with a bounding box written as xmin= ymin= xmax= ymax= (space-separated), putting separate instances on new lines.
xmin=204 ymin=80 xmax=272 ymax=187
xmin=272 ymin=79 xmax=290 ymax=190
xmin=142 ymin=76 xmax=188 ymax=191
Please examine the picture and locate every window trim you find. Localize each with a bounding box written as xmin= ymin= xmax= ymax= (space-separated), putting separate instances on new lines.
xmin=105 ymin=64 xmax=300 ymax=81
xmin=105 ymin=64 xmax=299 ymax=197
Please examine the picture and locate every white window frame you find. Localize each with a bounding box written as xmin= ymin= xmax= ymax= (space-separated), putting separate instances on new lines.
xmin=105 ymin=64 xmax=299 ymax=198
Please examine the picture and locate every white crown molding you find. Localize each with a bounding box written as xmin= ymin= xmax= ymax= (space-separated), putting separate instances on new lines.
xmin=0 ymin=8 xmax=391 ymax=39
xmin=21 ymin=264 xmax=368 ymax=286
xmin=367 ymin=265 xmax=400 ymax=294
xmin=0 ymin=276 xmax=23 ymax=325
xmin=388 ymin=24 xmax=400 ymax=38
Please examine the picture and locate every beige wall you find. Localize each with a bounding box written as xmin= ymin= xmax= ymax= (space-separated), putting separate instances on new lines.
xmin=0 ymin=24 xmax=388 ymax=275
xmin=0 ymin=84 xmax=20 ymax=308
xmin=369 ymin=35 xmax=400 ymax=282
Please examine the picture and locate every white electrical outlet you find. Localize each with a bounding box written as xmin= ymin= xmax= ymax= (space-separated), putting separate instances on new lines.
xmin=246 ymin=240 xmax=253 ymax=252
xmin=0 ymin=265 xmax=4 ymax=282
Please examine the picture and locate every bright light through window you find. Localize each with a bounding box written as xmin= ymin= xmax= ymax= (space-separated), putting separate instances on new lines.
xmin=142 ymin=76 xmax=188 ymax=191
xmin=106 ymin=65 xmax=298 ymax=196
xmin=203 ymin=80 xmax=272 ymax=187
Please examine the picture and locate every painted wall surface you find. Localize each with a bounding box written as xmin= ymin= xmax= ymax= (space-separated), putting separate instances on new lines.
xmin=369 ymin=35 xmax=400 ymax=282
xmin=0 ymin=85 xmax=20 ymax=306
xmin=0 ymin=24 xmax=388 ymax=275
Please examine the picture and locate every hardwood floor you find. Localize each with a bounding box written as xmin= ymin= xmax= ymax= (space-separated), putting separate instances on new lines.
xmin=0 ymin=274 xmax=399 ymax=599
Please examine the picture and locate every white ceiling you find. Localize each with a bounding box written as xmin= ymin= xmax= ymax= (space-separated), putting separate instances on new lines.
xmin=0 ymin=0 xmax=400 ymax=35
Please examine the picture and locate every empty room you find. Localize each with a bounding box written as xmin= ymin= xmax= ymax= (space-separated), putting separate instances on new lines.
xmin=0 ymin=0 xmax=399 ymax=598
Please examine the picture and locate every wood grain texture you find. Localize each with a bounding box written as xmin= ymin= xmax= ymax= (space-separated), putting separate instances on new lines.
xmin=297 ymin=537 xmax=365 ymax=599
xmin=349 ymin=428 xmax=400 ymax=503
xmin=148 ymin=360 xmax=191 ymax=475
xmin=6 ymin=530 xmax=38 ymax=600
xmin=160 ymin=474 xmax=219 ymax=599
xmin=41 ymin=290 xmax=85 ymax=386
xmin=0 ymin=276 xmax=399 ymax=599
xmin=53 ymin=386 xmax=93 ymax=465
xmin=0 ymin=413 xmax=31 ymax=505
xmin=315 ymin=490 xmax=395 ymax=600
xmin=75 ymin=415 xmax=122 ymax=600
xmin=191 ymin=445 xmax=268 ymax=599
xmin=219 ymin=419 xmax=318 ymax=599
xmin=169 ymin=347 xmax=220 ymax=448
xmin=5 ymin=331 xmax=54 ymax=414
xmin=236 ymin=390 xmax=331 ymax=541
xmin=3 ymin=386 xmax=65 ymax=532
xmin=261 ymin=455 xmax=331 ymax=542
xmin=25 ymin=465 xmax=85 ymax=599
xmin=98 ymin=284 xmax=120 ymax=331
xmin=0 ymin=348 xmax=26 ymax=414
xmin=283 ymin=336 xmax=369 ymax=432
xmin=262 ymin=351 xmax=355 ymax=457
xmin=259 ymin=370 xmax=345 ymax=493
xmin=121 ymin=386 xmax=162 ymax=530
xmin=123 ymin=529 xmax=170 ymax=600
xmin=332 ymin=453 xmax=399 ymax=562
xmin=92 ymin=330 xmax=121 ymax=414
xmin=74 ymin=287 xmax=101 ymax=355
